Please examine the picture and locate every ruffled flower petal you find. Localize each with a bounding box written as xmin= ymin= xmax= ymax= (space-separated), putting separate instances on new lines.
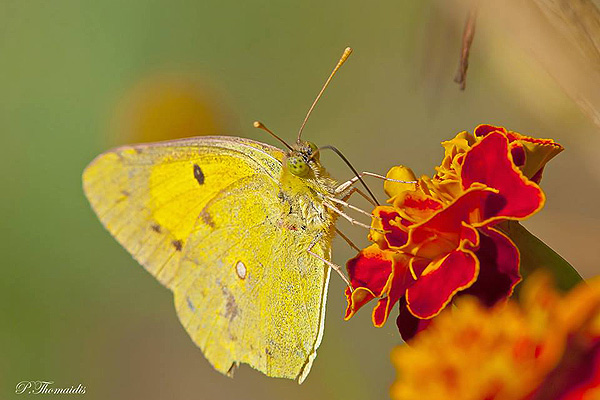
xmin=396 ymin=298 xmax=432 ymax=342
xmin=474 ymin=123 xmax=563 ymax=183
xmin=461 ymin=226 xmax=521 ymax=307
xmin=403 ymin=188 xmax=492 ymax=259
xmin=371 ymin=207 xmax=409 ymax=249
xmin=390 ymin=190 xmax=443 ymax=224
xmin=405 ymin=250 xmax=479 ymax=318
xmin=461 ymin=131 xmax=545 ymax=221
xmin=345 ymin=244 xmax=413 ymax=325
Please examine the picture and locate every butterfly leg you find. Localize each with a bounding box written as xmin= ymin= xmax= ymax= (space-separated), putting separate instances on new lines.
xmin=307 ymin=234 xmax=353 ymax=289
xmin=338 ymin=186 xmax=378 ymax=207
xmin=323 ymin=202 xmax=385 ymax=233
xmin=340 ymin=186 xmax=382 ymax=209
xmin=323 ymin=202 xmax=371 ymax=230
xmin=335 ymin=227 xmax=360 ymax=252
xmin=327 ymin=193 xmax=383 ymax=225
xmin=336 ymin=187 xmax=386 ymax=224
xmin=327 ymin=195 xmax=374 ymax=218
xmin=341 ymin=186 xmax=368 ymax=203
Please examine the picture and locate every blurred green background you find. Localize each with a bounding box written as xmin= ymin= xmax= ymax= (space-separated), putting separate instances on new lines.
xmin=2 ymin=1 xmax=600 ymax=399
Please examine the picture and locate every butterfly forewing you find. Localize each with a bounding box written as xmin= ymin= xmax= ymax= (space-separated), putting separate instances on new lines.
xmin=83 ymin=137 xmax=281 ymax=286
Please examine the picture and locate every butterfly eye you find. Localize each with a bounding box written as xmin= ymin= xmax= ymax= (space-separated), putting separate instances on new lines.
xmin=287 ymin=156 xmax=309 ymax=177
xmin=307 ymin=141 xmax=320 ymax=161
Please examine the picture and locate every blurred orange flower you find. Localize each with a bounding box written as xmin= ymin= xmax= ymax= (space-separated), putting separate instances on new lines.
xmin=110 ymin=73 xmax=229 ymax=145
xmin=345 ymin=125 xmax=563 ymax=340
xmin=390 ymin=274 xmax=600 ymax=400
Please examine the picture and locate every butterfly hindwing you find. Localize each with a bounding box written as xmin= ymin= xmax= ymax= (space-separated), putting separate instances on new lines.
xmin=174 ymin=172 xmax=331 ymax=381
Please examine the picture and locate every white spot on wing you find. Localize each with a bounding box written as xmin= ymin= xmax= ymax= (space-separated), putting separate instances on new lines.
xmin=235 ymin=261 xmax=247 ymax=280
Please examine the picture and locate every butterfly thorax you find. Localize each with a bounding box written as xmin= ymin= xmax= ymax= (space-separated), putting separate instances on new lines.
xmin=277 ymin=140 xmax=339 ymax=235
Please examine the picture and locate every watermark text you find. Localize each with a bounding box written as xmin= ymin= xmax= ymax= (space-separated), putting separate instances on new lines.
xmin=15 ymin=381 xmax=86 ymax=395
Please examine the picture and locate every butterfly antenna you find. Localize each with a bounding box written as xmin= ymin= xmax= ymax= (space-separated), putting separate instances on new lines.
xmin=253 ymin=121 xmax=294 ymax=151
xmin=297 ymin=47 xmax=353 ymax=143
xmin=319 ymin=145 xmax=380 ymax=205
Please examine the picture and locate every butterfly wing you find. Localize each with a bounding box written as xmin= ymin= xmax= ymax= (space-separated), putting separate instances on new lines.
xmin=82 ymin=136 xmax=331 ymax=382
xmin=83 ymin=136 xmax=283 ymax=287
xmin=175 ymin=171 xmax=331 ymax=382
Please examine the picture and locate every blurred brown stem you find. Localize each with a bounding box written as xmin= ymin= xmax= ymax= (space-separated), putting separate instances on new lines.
xmin=454 ymin=3 xmax=479 ymax=90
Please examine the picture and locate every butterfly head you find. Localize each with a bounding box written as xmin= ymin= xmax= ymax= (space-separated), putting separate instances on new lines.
xmin=286 ymin=140 xmax=321 ymax=178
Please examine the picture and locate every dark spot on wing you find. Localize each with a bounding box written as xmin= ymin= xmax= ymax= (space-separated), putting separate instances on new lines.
xmin=150 ymin=224 xmax=162 ymax=233
xmin=172 ymin=240 xmax=183 ymax=251
xmin=225 ymin=296 xmax=238 ymax=321
xmin=186 ymin=296 xmax=195 ymax=312
xmin=115 ymin=190 xmax=130 ymax=204
xmin=193 ymin=164 xmax=204 ymax=185
xmin=201 ymin=210 xmax=215 ymax=228
xmin=222 ymin=287 xmax=239 ymax=322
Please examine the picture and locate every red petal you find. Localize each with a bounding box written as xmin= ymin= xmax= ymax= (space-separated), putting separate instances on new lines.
xmin=372 ymin=254 xmax=414 ymax=327
xmin=345 ymin=245 xmax=414 ymax=325
xmin=390 ymin=190 xmax=443 ymax=228
xmin=460 ymin=221 xmax=479 ymax=248
xmin=531 ymin=168 xmax=545 ymax=185
xmin=405 ymin=188 xmax=492 ymax=258
xmin=405 ymin=250 xmax=479 ymax=318
xmin=474 ymin=124 xmax=507 ymax=137
xmin=378 ymin=209 xmax=409 ymax=248
xmin=510 ymin=142 xmax=526 ymax=167
xmin=345 ymin=286 xmax=375 ymax=319
xmin=461 ymin=226 xmax=521 ymax=306
xmin=346 ymin=244 xmax=393 ymax=296
xmin=461 ymin=131 xmax=544 ymax=221
xmin=345 ymin=245 xmax=395 ymax=320
xmin=396 ymin=297 xmax=432 ymax=342
xmin=400 ymin=191 xmax=443 ymax=215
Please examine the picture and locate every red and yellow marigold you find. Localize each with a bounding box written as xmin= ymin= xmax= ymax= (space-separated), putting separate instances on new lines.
xmin=344 ymin=125 xmax=563 ymax=340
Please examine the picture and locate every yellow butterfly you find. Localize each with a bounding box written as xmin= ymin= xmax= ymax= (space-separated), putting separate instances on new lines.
xmin=83 ymin=48 xmax=379 ymax=383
